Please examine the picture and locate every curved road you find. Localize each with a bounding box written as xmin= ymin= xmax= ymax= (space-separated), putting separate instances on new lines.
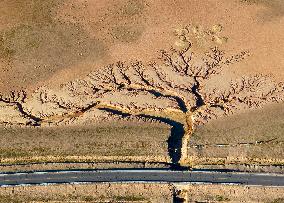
xmin=0 ymin=170 xmax=284 ymax=186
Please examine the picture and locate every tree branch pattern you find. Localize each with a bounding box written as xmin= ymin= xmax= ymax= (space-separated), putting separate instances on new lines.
xmin=0 ymin=25 xmax=283 ymax=165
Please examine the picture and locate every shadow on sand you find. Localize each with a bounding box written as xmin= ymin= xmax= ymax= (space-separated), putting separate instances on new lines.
xmin=98 ymin=108 xmax=186 ymax=169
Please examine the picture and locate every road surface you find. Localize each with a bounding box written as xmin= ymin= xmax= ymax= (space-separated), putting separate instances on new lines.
xmin=0 ymin=170 xmax=283 ymax=186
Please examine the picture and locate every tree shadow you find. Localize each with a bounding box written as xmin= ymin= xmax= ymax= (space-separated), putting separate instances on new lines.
xmin=173 ymin=195 xmax=185 ymax=203
xmin=173 ymin=189 xmax=186 ymax=203
xmin=98 ymin=108 xmax=185 ymax=169
xmin=155 ymin=117 xmax=185 ymax=168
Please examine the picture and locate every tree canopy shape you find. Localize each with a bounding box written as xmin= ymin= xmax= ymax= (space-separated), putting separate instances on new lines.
xmin=1 ymin=25 xmax=283 ymax=166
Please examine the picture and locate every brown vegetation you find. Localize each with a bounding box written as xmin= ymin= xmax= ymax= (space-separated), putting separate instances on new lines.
xmin=240 ymin=0 xmax=284 ymax=20
xmin=0 ymin=162 xmax=167 ymax=173
xmin=188 ymin=102 xmax=284 ymax=167
xmin=1 ymin=0 xmax=284 ymax=92
xmin=1 ymin=182 xmax=283 ymax=203
xmin=0 ymin=0 xmax=108 ymax=92
xmin=0 ymin=121 xmax=170 ymax=167
xmin=175 ymin=183 xmax=284 ymax=203
xmin=0 ymin=183 xmax=173 ymax=203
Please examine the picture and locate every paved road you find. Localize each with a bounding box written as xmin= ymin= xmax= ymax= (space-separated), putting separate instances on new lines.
xmin=0 ymin=170 xmax=283 ymax=186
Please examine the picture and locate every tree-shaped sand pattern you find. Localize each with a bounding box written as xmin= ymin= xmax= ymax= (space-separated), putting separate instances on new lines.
xmin=1 ymin=25 xmax=283 ymax=167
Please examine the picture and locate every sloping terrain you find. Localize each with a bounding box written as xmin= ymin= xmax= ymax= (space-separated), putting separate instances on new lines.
xmin=0 ymin=0 xmax=284 ymax=93
xmin=189 ymin=102 xmax=284 ymax=167
xmin=0 ymin=0 xmax=283 ymax=171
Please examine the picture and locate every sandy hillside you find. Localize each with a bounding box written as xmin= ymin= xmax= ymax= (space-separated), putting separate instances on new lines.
xmin=0 ymin=0 xmax=283 ymax=93
xmin=0 ymin=0 xmax=283 ymax=169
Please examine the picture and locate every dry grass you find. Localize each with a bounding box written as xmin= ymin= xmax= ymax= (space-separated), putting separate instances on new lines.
xmin=240 ymin=0 xmax=284 ymax=19
xmin=111 ymin=25 xmax=144 ymax=43
xmin=92 ymin=0 xmax=147 ymax=44
xmin=188 ymin=103 xmax=284 ymax=166
xmin=0 ymin=162 xmax=167 ymax=173
xmin=0 ymin=0 xmax=107 ymax=91
xmin=0 ymin=120 xmax=170 ymax=166
xmin=175 ymin=183 xmax=284 ymax=202
xmin=0 ymin=183 xmax=173 ymax=203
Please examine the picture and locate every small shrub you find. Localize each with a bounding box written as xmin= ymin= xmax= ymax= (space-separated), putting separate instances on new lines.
xmin=216 ymin=195 xmax=230 ymax=202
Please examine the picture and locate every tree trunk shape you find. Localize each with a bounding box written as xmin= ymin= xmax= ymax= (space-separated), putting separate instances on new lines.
xmin=179 ymin=112 xmax=194 ymax=166
xmin=2 ymin=28 xmax=283 ymax=168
